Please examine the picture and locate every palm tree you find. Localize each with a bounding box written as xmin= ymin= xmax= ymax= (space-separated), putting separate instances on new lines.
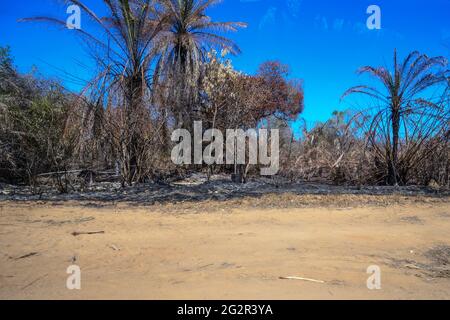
xmin=154 ymin=0 xmax=246 ymax=129
xmin=22 ymin=0 xmax=246 ymax=182
xmin=342 ymin=50 xmax=448 ymax=185
xmin=22 ymin=0 xmax=168 ymax=185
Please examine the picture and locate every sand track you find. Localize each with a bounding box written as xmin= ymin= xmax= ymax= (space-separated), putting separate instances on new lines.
xmin=1 ymin=195 xmax=449 ymax=299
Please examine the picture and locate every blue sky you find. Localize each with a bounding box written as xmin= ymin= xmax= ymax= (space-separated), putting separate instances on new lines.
xmin=1 ymin=0 xmax=450 ymax=131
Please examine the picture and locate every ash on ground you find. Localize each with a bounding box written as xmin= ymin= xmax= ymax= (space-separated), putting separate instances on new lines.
xmin=0 ymin=173 xmax=448 ymax=205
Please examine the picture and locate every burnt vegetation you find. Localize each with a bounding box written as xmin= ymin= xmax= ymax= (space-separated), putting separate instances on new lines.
xmin=0 ymin=0 xmax=449 ymax=193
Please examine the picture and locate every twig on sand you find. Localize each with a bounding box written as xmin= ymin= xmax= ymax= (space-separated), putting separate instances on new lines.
xmin=21 ymin=274 xmax=48 ymax=290
xmin=71 ymin=231 xmax=105 ymax=236
xmin=14 ymin=252 xmax=39 ymax=260
xmin=405 ymin=264 xmax=422 ymax=270
xmin=108 ymin=244 xmax=120 ymax=251
xmin=279 ymin=276 xmax=325 ymax=283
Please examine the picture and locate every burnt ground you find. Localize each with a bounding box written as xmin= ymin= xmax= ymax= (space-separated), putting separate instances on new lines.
xmin=0 ymin=174 xmax=449 ymax=208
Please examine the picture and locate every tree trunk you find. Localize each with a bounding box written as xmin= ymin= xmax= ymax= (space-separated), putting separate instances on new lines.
xmin=389 ymin=107 xmax=400 ymax=185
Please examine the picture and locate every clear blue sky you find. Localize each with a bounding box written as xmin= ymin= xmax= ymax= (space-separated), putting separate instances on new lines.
xmin=1 ymin=0 xmax=449 ymax=131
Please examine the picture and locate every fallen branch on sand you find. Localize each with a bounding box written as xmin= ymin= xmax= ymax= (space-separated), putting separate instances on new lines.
xmin=108 ymin=244 xmax=120 ymax=251
xmin=405 ymin=264 xmax=422 ymax=270
xmin=21 ymin=273 xmax=48 ymax=290
xmin=71 ymin=231 xmax=105 ymax=236
xmin=279 ymin=276 xmax=325 ymax=283
xmin=14 ymin=252 xmax=39 ymax=260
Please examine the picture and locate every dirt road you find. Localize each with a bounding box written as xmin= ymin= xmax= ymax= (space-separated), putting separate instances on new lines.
xmin=1 ymin=195 xmax=449 ymax=299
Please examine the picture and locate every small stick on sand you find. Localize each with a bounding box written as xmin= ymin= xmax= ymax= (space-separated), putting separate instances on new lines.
xmin=71 ymin=231 xmax=105 ymax=236
xmin=404 ymin=264 xmax=422 ymax=270
xmin=108 ymin=244 xmax=120 ymax=251
xmin=22 ymin=273 xmax=48 ymax=290
xmin=279 ymin=276 xmax=325 ymax=283
xmin=14 ymin=252 xmax=39 ymax=260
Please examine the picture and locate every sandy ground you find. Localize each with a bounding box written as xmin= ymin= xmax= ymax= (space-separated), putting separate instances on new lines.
xmin=1 ymin=194 xmax=450 ymax=300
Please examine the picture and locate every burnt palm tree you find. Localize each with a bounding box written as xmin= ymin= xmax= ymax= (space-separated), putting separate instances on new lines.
xmin=22 ymin=0 xmax=168 ymax=185
xmin=22 ymin=0 xmax=246 ymax=181
xmin=154 ymin=0 xmax=246 ymax=129
xmin=342 ymin=50 xmax=448 ymax=185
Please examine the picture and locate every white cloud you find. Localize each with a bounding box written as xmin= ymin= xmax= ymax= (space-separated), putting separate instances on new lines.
xmin=259 ymin=6 xmax=277 ymax=30
xmin=314 ymin=15 xmax=328 ymax=31
xmin=333 ymin=19 xmax=344 ymax=32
